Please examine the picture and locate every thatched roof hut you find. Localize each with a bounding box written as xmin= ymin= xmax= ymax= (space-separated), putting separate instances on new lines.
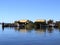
xmin=35 ymin=19 xmax=46 ymax=23
xmin=14 ymin=19 xmax=33 ymax=27
xmin=14 ymin=19 xmax=33 ymax=24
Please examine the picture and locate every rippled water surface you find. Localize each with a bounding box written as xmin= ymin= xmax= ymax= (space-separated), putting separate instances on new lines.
xmin=0 ymin=26 xmax=60 ymax=45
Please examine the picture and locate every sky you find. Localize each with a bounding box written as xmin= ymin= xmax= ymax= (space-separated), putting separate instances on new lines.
xmin=0 ymin=0 xmax=60 ymax=23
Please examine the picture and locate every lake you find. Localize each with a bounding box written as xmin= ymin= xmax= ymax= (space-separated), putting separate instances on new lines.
xmin=0 ymin=26 xmax=60 ymax=45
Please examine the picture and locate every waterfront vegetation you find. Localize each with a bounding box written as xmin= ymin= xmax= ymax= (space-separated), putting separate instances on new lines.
xmin=1 ymin=19 xmax=60 ymax=28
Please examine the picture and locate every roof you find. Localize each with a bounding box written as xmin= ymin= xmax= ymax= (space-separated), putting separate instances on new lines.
xmin=35 ymin=19 xmax=46 ymax=22
xmin=17 ymin=20 xmax=29 ymax=23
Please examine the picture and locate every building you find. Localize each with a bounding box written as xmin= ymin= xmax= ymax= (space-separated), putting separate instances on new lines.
xmin=55 ymin=21 xmax=60 ymax=28
xmin=14 ymin=19 xmax=33 ymax=28
xmin=34 ymin=19 xmax=46 ymax=28
xmin=47 ymin=20 xmax=54 ymax=27
xmin=47 ymin=20 xmax=53 ymax=24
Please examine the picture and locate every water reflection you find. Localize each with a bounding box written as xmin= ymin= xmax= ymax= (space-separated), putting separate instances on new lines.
xmin=47 ymin=27 xmax=54 ymax=33
xmin=1 ymin=25 xmax=60 ymax=45
xmin=14 ymin=27 xmax=33 ymax=32
xmin=2 ymin=26 xmax=60 ymax=34
xmin=34 ymin=27 xmax=46 ymax=34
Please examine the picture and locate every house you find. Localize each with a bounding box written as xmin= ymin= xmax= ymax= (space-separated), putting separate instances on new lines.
xmin=55 ymin=21 xmax=60 ymax=28
xmin=34 ymin=19 xmax=46 ymax=28
xmin=14 ymin=19 xmax=33 ymax=28
xmin=47 ymin=20 xmax=55 ymax=27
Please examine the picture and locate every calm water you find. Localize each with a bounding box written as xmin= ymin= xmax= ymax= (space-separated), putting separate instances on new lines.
xmin=0 ymin=26 xmax=60 ymax=45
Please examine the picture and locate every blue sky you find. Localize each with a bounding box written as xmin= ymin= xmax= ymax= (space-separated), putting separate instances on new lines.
xmin=0 ymin=0 xmax=60 ymax=23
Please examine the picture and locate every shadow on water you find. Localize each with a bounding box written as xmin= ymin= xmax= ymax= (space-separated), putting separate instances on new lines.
xmin=14 ymin=26 xmax=33 ymax=32
xmin=34 ymin=27 xmax=46 ymax=34
xmin=2 ymin=25 xmax=60 ymax=33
